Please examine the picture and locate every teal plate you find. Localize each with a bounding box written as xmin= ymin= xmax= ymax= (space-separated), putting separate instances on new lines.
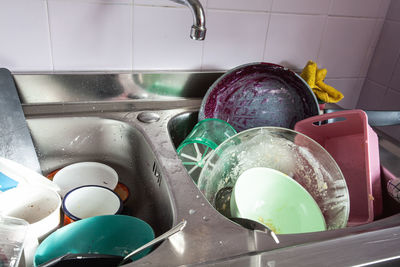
xmin=34 ymin=215 xmax=154 ymax=266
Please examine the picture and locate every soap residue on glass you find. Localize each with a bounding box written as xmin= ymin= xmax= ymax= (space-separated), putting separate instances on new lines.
xmin=197 ymin=127 xmax=349 ymax=231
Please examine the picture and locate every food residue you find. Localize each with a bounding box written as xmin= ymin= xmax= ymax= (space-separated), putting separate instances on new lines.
xmin=258 ymin=217 xmax=280 ymax=234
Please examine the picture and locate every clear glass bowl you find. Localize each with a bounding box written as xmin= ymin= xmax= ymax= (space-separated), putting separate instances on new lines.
xmin=197 ymin=127 xmax=350 ymax=230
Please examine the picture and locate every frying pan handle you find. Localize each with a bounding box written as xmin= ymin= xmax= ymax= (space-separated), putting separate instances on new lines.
xmin=324 ymin=109 xmax=400 ymax=126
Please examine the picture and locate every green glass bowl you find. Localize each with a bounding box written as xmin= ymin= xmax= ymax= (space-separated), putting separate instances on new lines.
xmin=177 ymin=118 xmax=237 ymax=183
xmin=34 ymin=215 xmax=154 ymax=266
xmin=230 ymin=167 xmax=326 ymax=234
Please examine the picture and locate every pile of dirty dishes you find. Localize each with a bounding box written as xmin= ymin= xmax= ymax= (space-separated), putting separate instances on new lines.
xmin=35 ymin=162 xmax=154 ymax=266
xmin=0 ymin=159 xmax=155 ymax=266
xmin=196 ymin=127 xmax=350 ymax=234
xmin=50 ymin=162 xmax=122 ymax=224
xmin=175 ymin=62 xmax=350 ymax=234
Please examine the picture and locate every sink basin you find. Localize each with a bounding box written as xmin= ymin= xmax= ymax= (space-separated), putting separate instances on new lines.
xmin=11 ymin=71 xmax=400 ymax=266
xmin=27 ymin=117 xmax=174 ymax=237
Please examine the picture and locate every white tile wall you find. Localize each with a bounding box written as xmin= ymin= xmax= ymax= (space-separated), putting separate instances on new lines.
xmin=207 ymin=0 xmax=271 ymax=12
xmin=271 ymin=0 xmax=330 ymax=15
xmin=132 ymin=6 xmax=203 ymax=70
xmin=0 ymin=0 xmax=394 ymax=111
xmin=389 ymin=58 xmax=400 ymax=90
xmin=358 ymin=0 xmax=400 ymax=141
xmin=386 ymin=0 xmax=400 ymax=21
xmin=0 ymin=0 xmax=52 ymax=71
xmin=264 ymin=14 xmax=326 ymax=71
xmin=202 ymin=10 xmax=269 ymax=70
xmin=358 ymin=79 xmax=387 ymax=110
xmin=134 ymin=0 xmax=207 ymax=8
xmin=367 ymin=20 xmax=400 ymax=85
xmin=359 ymin=19 xmax=385 ymax=77
xmin=329 ymin=0 xmax=383 ymax=18
xmin=378 ymin=0 xmax=392 ymax=18
xmin=383 ymin=88 xmax=400 ymax=109
xmin=48 ymin=0 xmax=132 ymax=71
xmin=317 ymin=17 xmax=377 ymax=78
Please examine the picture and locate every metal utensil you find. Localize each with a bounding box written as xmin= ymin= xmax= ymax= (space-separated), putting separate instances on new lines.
xmin=38 ymin=253 xmax=130 ymax=267
xmin=119 ymin=220 xmax=187 ymax=265
xmin=0 ymin=68 xmax=41 ymax=173
xmin=229 ymin=217 xmax=279 ymax=244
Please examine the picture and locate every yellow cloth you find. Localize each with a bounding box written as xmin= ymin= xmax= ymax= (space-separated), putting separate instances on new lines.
xmin=300 ymin=60 xmax=344 ymax=103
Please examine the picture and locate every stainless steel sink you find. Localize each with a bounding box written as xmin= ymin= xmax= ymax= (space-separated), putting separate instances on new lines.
xmin=27 ymin=117 xmax=174 ymax=237
xmin=13 ymin=72 xmax=400 ymax=266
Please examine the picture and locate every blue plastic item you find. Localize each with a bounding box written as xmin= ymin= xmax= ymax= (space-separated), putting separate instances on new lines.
xmin=0 ymin=172 xmax=18 ymax=192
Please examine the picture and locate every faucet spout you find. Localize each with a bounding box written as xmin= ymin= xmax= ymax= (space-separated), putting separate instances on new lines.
xmin=169 ymin=0 xmax=206 ymax=40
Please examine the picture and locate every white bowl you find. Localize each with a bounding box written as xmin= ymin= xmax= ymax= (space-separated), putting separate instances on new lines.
xmin=62 ymin=185 xmax=122 ymax=222
xmin=0 ymin=186 xmax=61 ymax=241
xmin=53 ymin=162 xmax=118 ymax=198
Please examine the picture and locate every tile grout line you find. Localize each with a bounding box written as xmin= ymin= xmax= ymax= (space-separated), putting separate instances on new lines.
xmin=357 ymin=18 xmax=382 ymax=79
xmin=359 ymin=0 xmax=392 ymax=79
xmin=351 ymin=78 xmax=366 ymax=109
xmin=367 ymin=77 xmax=388 ymax=86
xmin=385 ymin=49 xmax=400 ymax=94
xmin=131 ymin=0 xmax=135 ymax=71
xmin=44 ymin=0 xmax=55 ymax=71
xmin=357 ymin=78 xmax=388 ymax=109
xmin=354 ymin=0 xmax=391 ymax=107
xmin=261 ymin=0 xmax=274 ymax=60
xmin=315 ymin=0 xmax=332 ymax=66
xmin=133 ymin=4 xmax=386 ymax=20
xmin=200 ymin=0 xmax=208 ymax=70
xmin=377 ymin=15 xmax=400 ymax=108
xmin=53 ymin=0 xmax=133 ymax=6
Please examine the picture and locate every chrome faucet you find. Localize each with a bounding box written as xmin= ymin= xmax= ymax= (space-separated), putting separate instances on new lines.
xmin=169 ymin=0 xmax=206 ymax=40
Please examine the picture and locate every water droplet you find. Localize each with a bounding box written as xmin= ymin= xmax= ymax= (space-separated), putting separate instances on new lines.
xmin=196 ymin=195 xmax=200 ymax=199
xmin=202 ymin=216 xmax=209 ymax=221
xmin=201 ymin=203 xmax=205 ymax=207
xmin=189 ymin=209 xmax=196 ymax=215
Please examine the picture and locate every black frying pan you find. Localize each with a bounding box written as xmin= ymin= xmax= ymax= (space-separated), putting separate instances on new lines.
xmin=199 ymin=62 xmax=320 ymax=132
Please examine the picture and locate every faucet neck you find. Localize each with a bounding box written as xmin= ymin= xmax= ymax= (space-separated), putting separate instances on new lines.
xmin=169 ymin=0 xmax=206 ymax=40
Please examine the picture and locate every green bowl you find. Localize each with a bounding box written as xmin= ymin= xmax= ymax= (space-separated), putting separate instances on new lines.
xmin=34 ymin=215 xmax=154 ymax=266
xmin=230 ymin=167 xmax=326 ymax=234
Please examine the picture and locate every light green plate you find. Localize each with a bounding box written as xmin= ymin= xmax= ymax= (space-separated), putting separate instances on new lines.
xmin=230 ymin=167 xmax=326 ymax=234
